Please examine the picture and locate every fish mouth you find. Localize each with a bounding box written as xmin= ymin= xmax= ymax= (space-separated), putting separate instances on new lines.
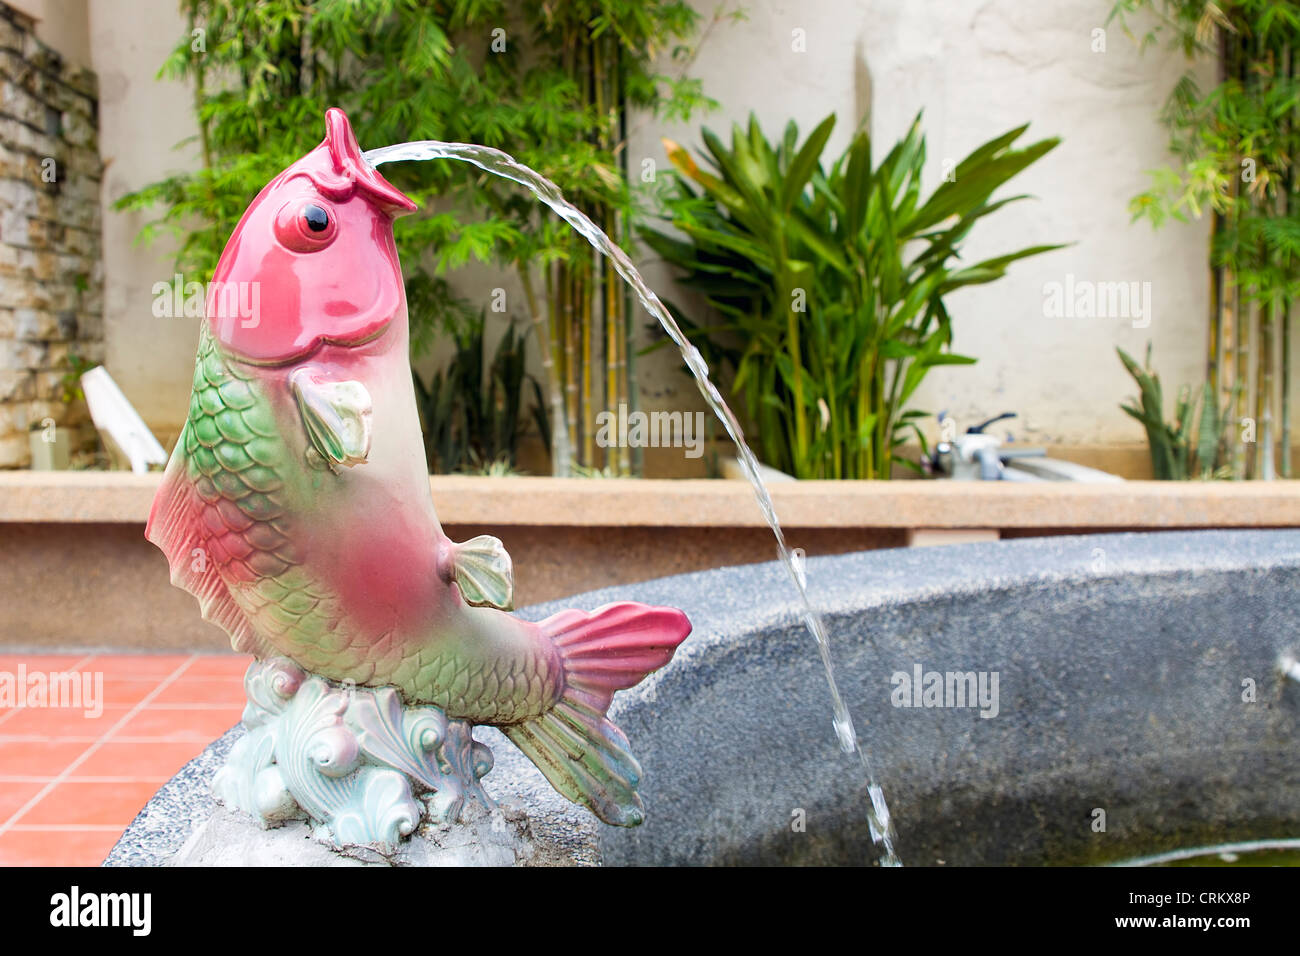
xmin=223 ymin=311 xmax=395 ymax=368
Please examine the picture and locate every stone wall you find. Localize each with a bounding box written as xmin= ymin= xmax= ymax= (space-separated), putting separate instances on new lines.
xmin=0 ymin=0 xmax=101 ymax=467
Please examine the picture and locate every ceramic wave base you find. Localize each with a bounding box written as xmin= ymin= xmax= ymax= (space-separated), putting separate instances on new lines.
xmin=214 ymin=657 xmax=497 ymax=851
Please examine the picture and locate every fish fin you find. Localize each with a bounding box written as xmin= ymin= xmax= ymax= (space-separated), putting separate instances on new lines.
xmin=145 ymin=443 xmax=275 ymax=658
xmin=450 ymin=534 xmax=514 ymax=610
xmin=290 ymin=367 xmax=372 ymax=467
xmin=502 ymin=703 xmax=645 ymax=826
xmin=502 ymin=602 xmax=690 ymax=826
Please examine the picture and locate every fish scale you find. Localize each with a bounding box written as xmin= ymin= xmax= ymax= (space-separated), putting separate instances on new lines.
xmin=177 ymin=326 xmax=560 ymax=723
xmin=183 ymin=326 xmax=351 ymax=661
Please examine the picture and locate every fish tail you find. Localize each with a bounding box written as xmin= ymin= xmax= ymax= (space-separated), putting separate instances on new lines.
xmin=502 ymin=602 xmax=689 ymax=826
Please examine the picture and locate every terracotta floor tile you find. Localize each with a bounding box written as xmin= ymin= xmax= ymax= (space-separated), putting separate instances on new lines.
xmin=98 ymin=678 xmax=165 ymax=709
xmin=0 ymin=827 xmax=124 ymax=866
xmin=0 ymin=654 xmax=259 ymax=863
xmin=182 ymin=655 xmax=253 ymax=679
xmin=0 ymin=704 xmax=131 ymax=738
xmin=0 ymin=655 xmax=94 ymax=672
xmin=111 ymin=706 xmax=239 ymax=742
xmin=151 ymin=678 xmax=247 ymax=708
xmin=0 ymin=780 xmax=48 ymax=821
xmin=0 ymin=739 xmax=89 ymax=778
xmin=82 ymin=654 xmax=194 ymax=679
xmin=73 ymin=740 xmax=209 ymax=780
xmin=18 ymin=780 xmax=156 ymax=828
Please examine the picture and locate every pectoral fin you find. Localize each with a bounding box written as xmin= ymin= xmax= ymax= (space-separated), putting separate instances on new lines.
xmin=290 ymin=367 xmax=372 ymax=467
xmin=451 ymin=535 xmax=515 ymax=610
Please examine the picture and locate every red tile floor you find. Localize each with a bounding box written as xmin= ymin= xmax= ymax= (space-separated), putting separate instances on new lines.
xmin=0 ymin=652 xmax=250 ymax=865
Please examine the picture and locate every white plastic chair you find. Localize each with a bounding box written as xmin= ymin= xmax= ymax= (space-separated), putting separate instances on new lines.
xmin=80 ymin=366 xmax=168 ymax=474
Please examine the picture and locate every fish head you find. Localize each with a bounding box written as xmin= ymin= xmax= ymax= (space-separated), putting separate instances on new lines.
xmin=207 ymin=107 xmax=417 ymax=364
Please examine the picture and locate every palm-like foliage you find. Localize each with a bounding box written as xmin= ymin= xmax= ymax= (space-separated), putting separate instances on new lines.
xmin=1118 ymin=343 xmax=1235 ymax=479
xmin=643 ymin=113 xmax=1061 ymax=479
xmin=414 ymin=313 xmax=543 ymax=475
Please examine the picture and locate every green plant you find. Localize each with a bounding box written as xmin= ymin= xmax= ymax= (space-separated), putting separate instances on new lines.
xmin=413 ymin=310 xmax=544 ymax=475
xmin=643 ymin=112 xmax=1061 ymax=479
xmin=1110 ymin=0 xmax=1300 ymax=478
xmin=569 ymin=462 xmax=629 ymax=478
xmin=1117 ymin=343 xmax=1235 ymax=479
xmin=60 ymin=351 xmax=96 ymax=405
xmin=120 ymin=0 xmax=734 ymax=476
xmin=405 ymin=272 xmax=545 ymax=471
xmin=471 ymin=456 xmax=524 ymax=478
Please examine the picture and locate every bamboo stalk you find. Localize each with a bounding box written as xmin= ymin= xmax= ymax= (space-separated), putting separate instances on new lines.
xmin=1258 ymin=293 xmax=1275 ymax=480
xmin=555 ymin=27 xmax=578 ymax=472
xmin=1234 ymin=279 xmax=1250 ymax=478
xmin=1281 ymin=44 xmax=1294 ymax=477
xmin=545 ymin=264 xmax=569 ymax=475
xmin=565 ymin=261 xmax=579 ymax=465
xmin=616 ymin=237 xmax=632 ymax=476
xmin=614 ymin=40 xmax=638 ymax=477
xmin=594 ymin=37 xmax=618 ymax=474
xmin=1213 ymin=204 xmax=1234 ymax=476
xmin=1210 ymin=212 xmax=1224 ymax=394
xmin=1232 ymin=31 xmax=1252 ymax=479
xmin=1284 ymin=302 xmax=1293 ymax=477
xmin=1254 ymin=30 xmax=1276 ymax=480
xmin=520 ymin=265 xmax=568 ymax=476
xmin=577 ymin=34 xmax=591 ymax=470
xmin=1210 ymin=23 xmax=1229 ymax=404
xmin=604 ymin=212 xmax=619 ymax=472
xmin=581 ymin=256 xmax=594 ymax=467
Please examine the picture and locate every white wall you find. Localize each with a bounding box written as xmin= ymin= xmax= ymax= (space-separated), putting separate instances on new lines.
xmin=87 ymin=0 xmax=203 ymax=430
xmin=79 ymin=0 xmax=1264 ymax=453
xmin=629 ymin=0 xmax=1223 ymax=448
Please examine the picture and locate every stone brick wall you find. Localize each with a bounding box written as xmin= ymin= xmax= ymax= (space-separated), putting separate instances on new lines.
xmin=0 ymin=1 xmax=102 ymax=467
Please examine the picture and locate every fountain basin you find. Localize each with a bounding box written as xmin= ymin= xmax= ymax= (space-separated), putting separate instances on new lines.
xmin=107 ymin=530 xmax=1300 ymax=866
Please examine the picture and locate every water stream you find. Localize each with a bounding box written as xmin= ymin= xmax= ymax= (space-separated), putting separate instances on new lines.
xmin=366 ymin=140 xmax=901 ymax=866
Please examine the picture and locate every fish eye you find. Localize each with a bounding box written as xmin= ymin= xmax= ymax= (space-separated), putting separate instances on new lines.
xmin=302 ymin=204 xmax=329 ymax=233
xmin=274 ymin=198 xmax=337 ymax=251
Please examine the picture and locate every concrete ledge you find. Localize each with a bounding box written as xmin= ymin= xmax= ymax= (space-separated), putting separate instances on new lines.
xmin=5 ymin=473 xmax=1300 ymax=651
xmin=4 ymin=472 xmax=1300 ymax=529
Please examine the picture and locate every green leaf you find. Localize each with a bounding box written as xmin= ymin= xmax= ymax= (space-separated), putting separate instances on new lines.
xmin=778 ymin=114 xmax=836 ymax=214
xmin=655 ymin=109 xmax=1060 ymax=479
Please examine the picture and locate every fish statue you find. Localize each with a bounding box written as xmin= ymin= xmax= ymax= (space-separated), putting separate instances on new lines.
xmin=146 ymin=108 xmax=690 ymax=828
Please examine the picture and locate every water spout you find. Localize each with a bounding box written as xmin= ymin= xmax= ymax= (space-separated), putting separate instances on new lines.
xmin=366 ymin=139 xmax=901 ymax=865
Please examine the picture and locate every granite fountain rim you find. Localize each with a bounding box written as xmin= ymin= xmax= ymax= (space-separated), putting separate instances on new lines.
xmin=105 ymin=527 xmax=1300 ymax=866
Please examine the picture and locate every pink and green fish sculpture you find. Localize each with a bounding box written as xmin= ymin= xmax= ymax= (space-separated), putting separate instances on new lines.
xmin=147 ymin=108 xmax=690 ymax=827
